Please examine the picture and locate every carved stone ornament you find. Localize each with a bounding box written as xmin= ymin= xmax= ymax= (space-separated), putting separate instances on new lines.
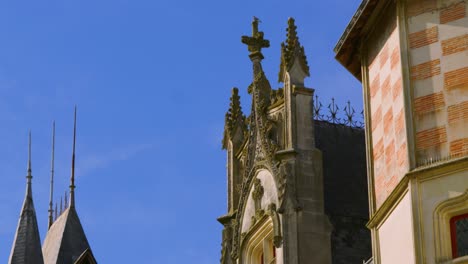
xmin=252 ymin=178 xmax=264 ymax=205
xmin=222 ymin=88 xmax=247 ymax=150
xmin=278 ymin=17 xmax=310 ymax=83
xmin=267 ymin=203 xmax=283 ymax=248
xmin=230 ymin=18 xmax=285 ymax=261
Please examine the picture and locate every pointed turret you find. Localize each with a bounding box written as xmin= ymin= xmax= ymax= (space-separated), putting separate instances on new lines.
xmin=42 ymin=107 xmax=93 ymax=264
xmin=279 ymin=17 xmax=310 ymax=85
xmin=8 ymin=132 xmax=45 ymax=264
xmin=277 ymin=18 xmax=314 ymax=150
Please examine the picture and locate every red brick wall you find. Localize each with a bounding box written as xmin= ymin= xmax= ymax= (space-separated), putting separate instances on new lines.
xmin=441 ymin=34 xmax=468 ymax=56
xmin=448 ymin=101 xmax=468 ymax=124
xmin=407 ymin=0 xmax=437 ymax=17
xmin=445 ymin=67 xmax=468 ymax=90
xmin=411 ymin=59 xmax=441 ymax=81
xmin=450 ymin=138 xmax=468 ymax=156
xmin=409 ymin=26 xmax=439 ymax=49
xmin=440 ymin=2 xmax=466 ymax=24
xmin=416 ymin=126 xmax=448 ymax=150
xmin=413 ymin=92 xmax=445 ymax=114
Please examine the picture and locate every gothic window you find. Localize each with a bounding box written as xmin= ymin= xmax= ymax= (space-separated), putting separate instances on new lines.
xmin=451 ymin=213 xmax=468 ymax=258
xmin=254 ymin=237 xmax=276 ymax=264
xmin=241 ymin=217 xmax=278 ymax=264
xmin=433 ymin=190 xmax=468 ymax=262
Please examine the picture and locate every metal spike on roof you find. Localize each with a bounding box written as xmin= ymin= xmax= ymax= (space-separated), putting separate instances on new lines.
xmin=64 ymin=191 xmax=68 ymax=209
xmin=54 ymin=203 xmax=58 ymax=220
xmin=8 ymin=131 xmax=44 ymax=264
xmin=70 ymin=106 xmax=77 ymax=208
xmin=48 ymin=121 xmax=56 ymax=230
xmin=60 ymin=196 xmax=63 ymax=215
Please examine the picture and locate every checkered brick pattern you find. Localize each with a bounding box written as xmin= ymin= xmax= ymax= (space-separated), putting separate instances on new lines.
xmin=407 ymin=0 xmax=468 ymax=162
xmin=367 ymin=22 xmax=408 ymax=208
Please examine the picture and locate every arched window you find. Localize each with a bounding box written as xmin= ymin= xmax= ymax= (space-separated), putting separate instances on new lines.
xmin=240 ymin=217 xmax=278 ymax=264
xmin=450 ymin=213 xmax=468 ymax=258
xmin=433 ymin=190 xmax=468 ymax=263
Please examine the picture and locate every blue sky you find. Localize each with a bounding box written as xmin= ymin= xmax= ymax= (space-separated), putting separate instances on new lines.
xmin=0 ymin=1 xmax=362 ymax=263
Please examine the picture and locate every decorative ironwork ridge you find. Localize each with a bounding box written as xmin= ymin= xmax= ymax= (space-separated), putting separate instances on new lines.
xmin=313 ymin=95 xmax=364 ymax=129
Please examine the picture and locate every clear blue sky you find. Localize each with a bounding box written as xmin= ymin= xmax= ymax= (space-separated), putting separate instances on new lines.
xmin=0 ymin=1 xmax=362 ymax=263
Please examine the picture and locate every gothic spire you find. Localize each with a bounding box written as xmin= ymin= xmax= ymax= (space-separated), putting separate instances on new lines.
xmin=222 ymin=88 xmax=246 ymax=149
xmin=70 ymin=106 xmax=77 ymax=208
xmin=48 ymin=121 xmax=55 ymax=230
xmin=279 ymin=17 xmax=310 ymax=83
xmin=8 ymin=132 xmax=44 ymax=264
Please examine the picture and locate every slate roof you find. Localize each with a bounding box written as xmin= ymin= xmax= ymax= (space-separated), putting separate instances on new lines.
xmin=8 ymin=182 xmax=44 ymax=264
xmin=74 ymin=248 xmax=97 ymax=264
xmin=314 ymin=121 xmax=372 ymax=264
xmin=42 ymin=207 xmax=90 ymax=264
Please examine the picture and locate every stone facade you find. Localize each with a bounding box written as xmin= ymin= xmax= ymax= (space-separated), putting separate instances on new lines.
xmin=218 ymin=18 xmax=371 ymax=264
xmin=335 ymin=0 xmax=468 ymax=263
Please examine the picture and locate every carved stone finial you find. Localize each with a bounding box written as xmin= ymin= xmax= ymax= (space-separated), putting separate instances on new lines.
xmin=279 ymin=17 xmax=310 ymax=83
xmin=241 ymin=17 xmax=270 ymax=61
xmin=222 ymin=88 xmax=247 ymax=149
xmin=227 ymin=88 xmax=243 ymax=132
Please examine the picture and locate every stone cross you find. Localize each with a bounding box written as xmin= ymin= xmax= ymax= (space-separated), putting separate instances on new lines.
xmin=241 ymin=17 xmax=270 ymax=60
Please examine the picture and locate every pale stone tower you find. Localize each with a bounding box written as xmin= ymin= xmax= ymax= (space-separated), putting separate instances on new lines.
xmin=335 ymin=0 xmax=468 ymax=263
xmin=8 ymin=132 xmax=45 ymax=264
xmin=219 ymin=18 xmax=371 ymax=264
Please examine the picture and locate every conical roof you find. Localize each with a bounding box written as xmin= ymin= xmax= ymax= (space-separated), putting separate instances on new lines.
xmin=42 ymin=207 xmax=90 ymax=264
xmin=8 ymin=183 xmax=45 ymax=264
xmin=8 ymin=133 xmax=44 ymax=264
